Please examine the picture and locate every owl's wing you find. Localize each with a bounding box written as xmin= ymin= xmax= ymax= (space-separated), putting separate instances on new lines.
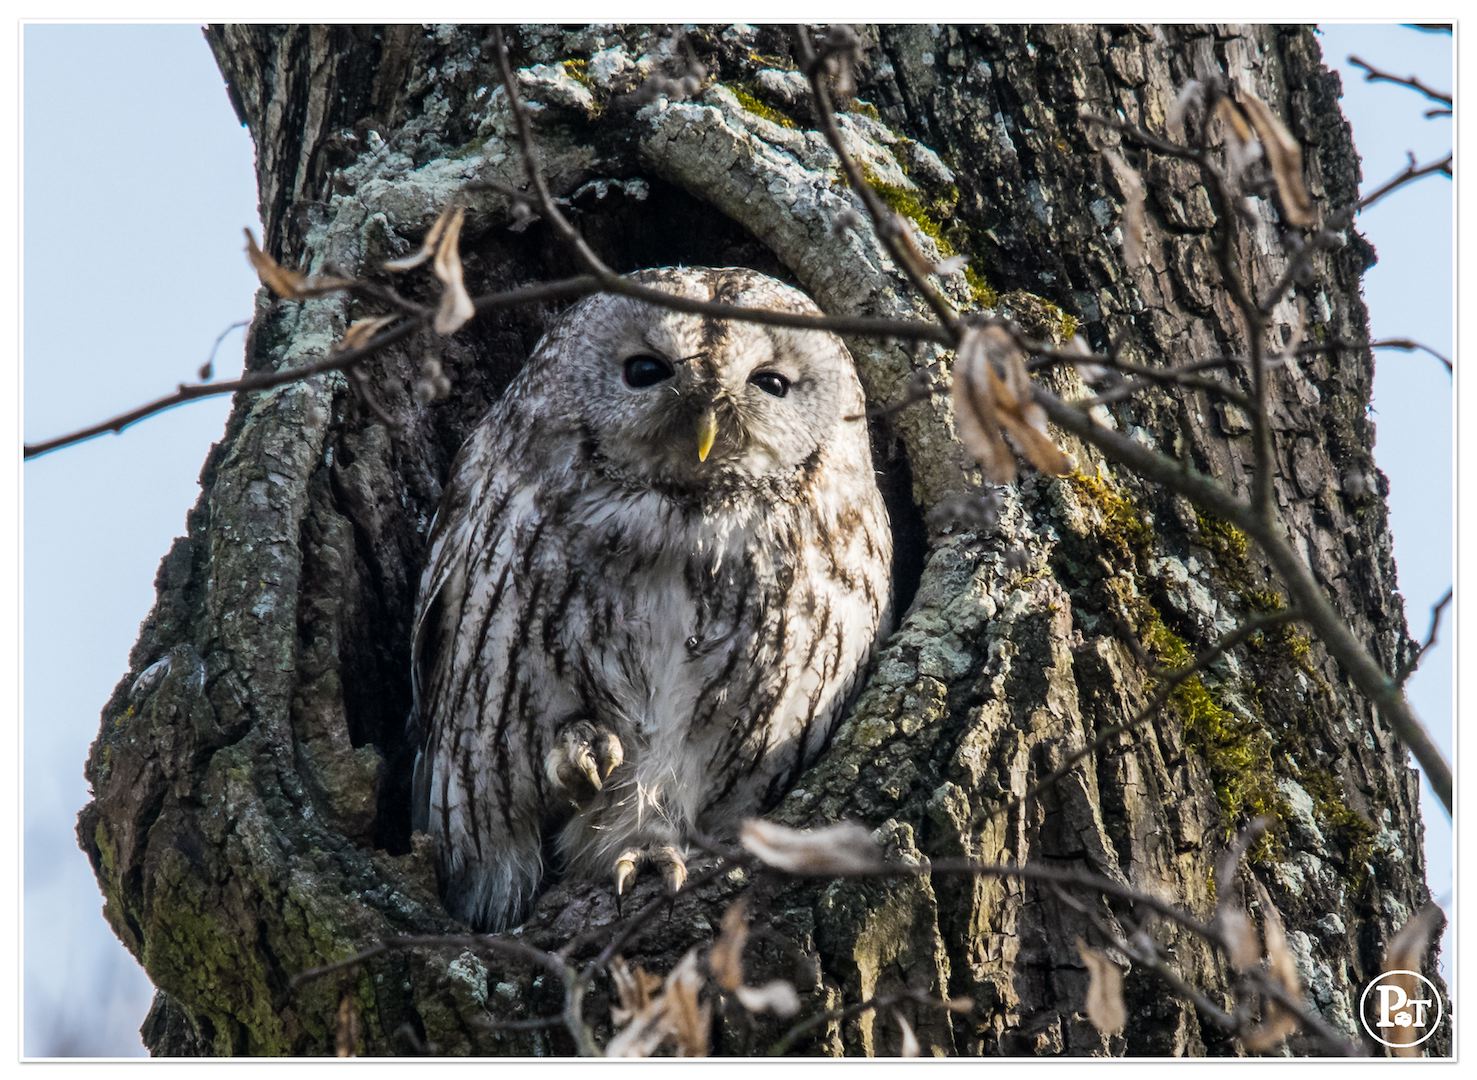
xmin=408 ymin=423 xmax=502 ymax=832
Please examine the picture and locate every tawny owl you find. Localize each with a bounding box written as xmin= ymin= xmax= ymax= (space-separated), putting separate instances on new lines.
xmin=410 ymin=267 xmax=893 ymax=930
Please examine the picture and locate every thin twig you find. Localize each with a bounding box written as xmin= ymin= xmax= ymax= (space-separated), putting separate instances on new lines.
xmin=1358 ymin=152 xmax=1452 ymax=212
xmin=1346 ymin=56 xmax=1452 ymax=107
xmin=1398 ymin=588 xmax=1453 ymax=685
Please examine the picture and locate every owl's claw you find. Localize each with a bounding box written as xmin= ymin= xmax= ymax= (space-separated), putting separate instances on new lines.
xmin=612 ymin=844 xmax=688 ymax=908
xmin=546 ymin=721 xmax=624 ymax=803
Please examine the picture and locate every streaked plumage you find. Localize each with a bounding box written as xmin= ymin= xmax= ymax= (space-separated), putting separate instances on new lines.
xmin=411 ymin=267 xmax=892 ymax=930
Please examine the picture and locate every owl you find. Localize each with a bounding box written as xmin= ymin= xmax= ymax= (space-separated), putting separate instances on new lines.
xmin=410 ymin=267 xmax=893 ymax=931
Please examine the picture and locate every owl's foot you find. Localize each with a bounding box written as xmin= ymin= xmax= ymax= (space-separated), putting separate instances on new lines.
xmin=545 ymin=721 xmax=624 ymax=804
xmin=612 ymin=843 xmax=688 ymax=910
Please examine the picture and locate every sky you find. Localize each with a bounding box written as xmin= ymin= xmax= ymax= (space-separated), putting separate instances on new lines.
xmin=19 ymin=23 xmax=1454 ymax=1058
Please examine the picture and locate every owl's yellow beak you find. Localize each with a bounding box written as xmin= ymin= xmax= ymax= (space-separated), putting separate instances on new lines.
xmin=696 ymin=409 xmax=719 ymax=463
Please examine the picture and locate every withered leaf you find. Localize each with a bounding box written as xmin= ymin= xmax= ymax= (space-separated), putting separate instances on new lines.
xmin=710 ymin=898 xmax=749 ymax=993
xmin=243 ymin=229 xmax=354 ymax=299
xmin=334 ymin=314 xmax=399 ymax=354
xmin=382 ymin=203 xmax=455 ymax=272
xmin=1242 ymin=879 xmax=1302 ymax=1052
xmin=953 ymin=325 xmax=1076 ymax=484
xmin=896 ymin=1012 xmax=920 ymax=1058
xmin=734 ymin=981 xmax=801 ymax=1018
xmin=1236 ymin=92 xmax=1315 ymax=227
xmin=1103 ymin=149 xmax=1148 ymax=267
xmin=738 ymin=819 xmax=883 ymax=876
xmin=1216 ymin=907 xmax=1263 ymax=974
xmin=430 ymin=206 xmax=476 ymax=335
xmin=610 ymin=956 xmax=662 ymax=1027
xmin=335 ymin=991 xmax=360 ymax=1058
xmin=952 ymin=327 xmax=1017 ymax=485
xmin=663 ymin=949 xmax=711 ymax=1058
xmin=1381 ymin=903 xmax=1444 ymax=1057
xmin=1077 ymin=937 xmax=1127 ymax=1037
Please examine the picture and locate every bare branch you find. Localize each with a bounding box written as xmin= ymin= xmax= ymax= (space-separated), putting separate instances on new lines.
xmin=1347 ymin=55 xmax=1452 ymax=107
xmin=21 ymin=276 xmax=597 ymax=460
xmin=1398 ymin=588 xmax=1453 ymax=685
xmin=1359 ymin=151 xmax=1453 ymax=212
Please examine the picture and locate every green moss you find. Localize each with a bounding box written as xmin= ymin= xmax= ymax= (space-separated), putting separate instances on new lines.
xmin=851 ymin=99 xmax=883 ymax=121
xmin=747 ymin=51 xmax=794 ymax=70
xmin=1070 ymin=470 xmax=1285 ymax=855
xmin=1001 ymin=289 xmax=1078 ymax=343
xmin=1194 ymin=512 xmax=1250 ymax=565
xmin=864 ymin=168 xmax=954 ymax=250
xmin=1302 ymin=770 xmax=1378 ymax=884
xmin=561 ymin=58 xmax=590 ymax=84
xmin=963 ymin=265 xmax=999 ymax=307
xmin=94 ymin=820 xmax=117 ymax=876
xmin=1068 ymin=470 xmax=1153 ymax=566
xmin=1138 ymin=597 xmax=1286 ymax=857
xmin=731 ymin=84 xmax=799 ymax=128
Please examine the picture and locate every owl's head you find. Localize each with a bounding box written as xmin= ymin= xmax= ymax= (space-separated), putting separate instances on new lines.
xmin=538 ymin=268 xmax=869 ymax=496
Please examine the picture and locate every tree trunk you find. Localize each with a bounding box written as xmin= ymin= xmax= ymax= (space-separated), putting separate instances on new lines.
xmin=78 ymin=23 xmax=1443 ymax=1057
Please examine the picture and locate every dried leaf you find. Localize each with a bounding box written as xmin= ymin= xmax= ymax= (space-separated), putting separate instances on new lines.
xmin=952 ymin=327 xmax=1017 ymax=485
xmin=609 ymin=956 xmax=662 ymax=1027
xmin=1386 ymin=903 xmax=1443 ymax=977
xmin=243 ymin=229 xmax=354 ymax=299
xmin=1380 ymin=903 xmax=1444 ymax=1057
xmin=335 ymin=991 xmax=360 ymax=1058
xmin=607 ymin=956 xmax=672 ymax=1058
xmin=245 ymin=229 xmax=306 ymax=299
xmin=738 ymin=819 xmax=883 ymax=876
xmin=710 ymin=899 xmax=749 ymax=993
xmin=1077 ymin=938 xmax=1127 ymax=1036
xmin=335 ymin=314 xmax=399 ymax=354
xmin=1216 ymin=907 xmax=1263 ymax=974
xmin=1242 ymin=879 xmax=1301 ymax=1052
xmin=895 ymin=1012 xmax=920 ymax=1057
xmin=734 ymin=980 xmax=801 ymax=1018
xmin=605 ymin=1003 xmax=667 ymax=1058
xmin=430 ymin=206 xmax=476 ymax=335
xmin=382 ymin=204 xmax=454 ymax=272
xmin=663 ymin=949 xmax=711 ymax=1058
xmin=1237 ymin=92 xmax=1315 ymax=227
xmin=1214 ymin=96 xmax=1256 ymax=147
xmin=1103 ymin=149 xmax=1148 ymax=266
xmin=954 ymin=326 xmax=1076 ymax=483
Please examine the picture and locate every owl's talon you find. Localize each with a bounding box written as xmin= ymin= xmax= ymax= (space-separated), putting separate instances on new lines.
xmin=546 ymin=721 xmax=625 ymax=803
xmin=610 ymin=844 xmax=688 ymax=907
xmin=614 ymin=849 xmax=639 ymax=898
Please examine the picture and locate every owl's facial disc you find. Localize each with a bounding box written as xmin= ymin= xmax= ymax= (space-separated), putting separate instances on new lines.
xmin=559 ymin=277 xmax=863 ymax=496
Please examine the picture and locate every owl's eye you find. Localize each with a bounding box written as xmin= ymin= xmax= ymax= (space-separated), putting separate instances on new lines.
xmin=623 ymin=354 xmax=674 ymax=388
xmin=749 ymin=371 xmax=790 ymax=398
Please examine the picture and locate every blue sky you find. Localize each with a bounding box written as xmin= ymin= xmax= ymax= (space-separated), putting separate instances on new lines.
xmin=20 ymin=23 xmax=1454 ymax=1057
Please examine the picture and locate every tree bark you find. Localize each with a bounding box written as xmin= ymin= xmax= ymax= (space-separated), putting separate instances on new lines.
xmin=78 ymin=23 xmax=1443 ymax=1057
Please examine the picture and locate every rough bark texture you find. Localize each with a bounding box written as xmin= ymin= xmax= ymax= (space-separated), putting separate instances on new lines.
xmin=78 ymin=24 xmax=1443 ymax=1057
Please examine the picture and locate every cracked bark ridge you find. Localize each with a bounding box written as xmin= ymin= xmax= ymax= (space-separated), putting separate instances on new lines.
xmin=77 ymin=24 xmax=1443 ymax=1057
